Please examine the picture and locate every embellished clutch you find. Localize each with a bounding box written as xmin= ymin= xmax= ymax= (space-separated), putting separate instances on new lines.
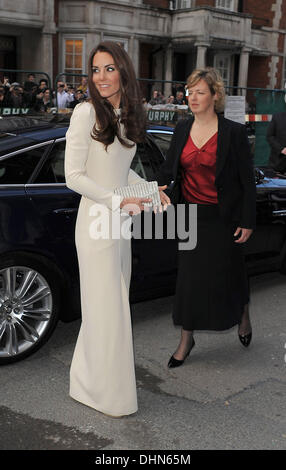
xmin=114 ymin=181 xmax=161 ymax=207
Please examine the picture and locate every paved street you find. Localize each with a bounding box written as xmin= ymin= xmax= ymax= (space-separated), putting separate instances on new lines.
xmin=0 ymin=272 xmax=286 ymax=451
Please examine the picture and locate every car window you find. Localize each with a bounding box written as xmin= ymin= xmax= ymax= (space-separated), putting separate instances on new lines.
xmin=148 ymin=131 xmax=173 ymax=156
xmin=34 ymin=141 xmax=66 ymax=184
xmin=131 ymin=137 xmax=165 ymax=181
xmin=0 ymin=146 xmax=47 ymax=185
xmin=34 ymin=136 xmax=165 ymax=184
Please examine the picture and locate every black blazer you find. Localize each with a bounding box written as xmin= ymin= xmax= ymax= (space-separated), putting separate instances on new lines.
xmin=156 ymin=114 xmax=256 ymax=229
xmin=267 ymin=112 xmax=286 ymax=171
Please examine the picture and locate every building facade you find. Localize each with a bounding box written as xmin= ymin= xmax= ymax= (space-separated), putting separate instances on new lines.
xmin=0 ymin=0 xmax=285 ymax=95
xmin=0 ymin=0 xmax=56 ymax=85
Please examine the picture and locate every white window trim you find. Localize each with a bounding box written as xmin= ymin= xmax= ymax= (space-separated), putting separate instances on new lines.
xmin=173 ymin=0 xmax=193 ymax=8
xmin=215 ymin=0 xmax=235 ymax=11
xmin=214 ymin=53 xmax=231 ymax=88
xmin=62 ymin=35 xmax=86 ymax=82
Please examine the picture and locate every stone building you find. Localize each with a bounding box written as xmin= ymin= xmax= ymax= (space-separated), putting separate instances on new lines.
xmin=0 ymin=0 xmax=285 ymax=95
xmin=0 ymin=0 xmax=56 ymax=87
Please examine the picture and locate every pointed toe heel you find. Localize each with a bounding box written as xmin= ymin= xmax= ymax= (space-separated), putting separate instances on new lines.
xmin=168 ymin=338 xmax=195 ymax=368
xmin=238 ymin=331 xmax=252 ymax=347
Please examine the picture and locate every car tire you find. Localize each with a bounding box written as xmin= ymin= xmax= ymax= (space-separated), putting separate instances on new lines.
xmin=0 ymin=253 xmax=60 ymax=365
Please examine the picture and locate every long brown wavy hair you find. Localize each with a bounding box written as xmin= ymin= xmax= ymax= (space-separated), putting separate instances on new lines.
xmin=88 ymin=41 xmax=146 ymax=149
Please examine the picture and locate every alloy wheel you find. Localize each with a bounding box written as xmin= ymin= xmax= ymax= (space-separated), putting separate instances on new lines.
xmin=0 ymin=266 xmax=53 ymax=359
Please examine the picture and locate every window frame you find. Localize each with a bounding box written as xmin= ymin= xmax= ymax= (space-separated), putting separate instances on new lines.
xmin=62 ymin=35 xmax=86 ymax=87
xmin=173 ymin=0 xmax=193 ymax=9
xmin=214 ymin=53 xmax=232 ymax=88
xmin=0 ymin=141 xmax=53 ymax=187
xmin=0 ymin=141 xmax=54 ymax=163
xmin=29 ymin=138 xmax=67 ymax=186
xmin=215 ymin=0 xmax=235 ymax=11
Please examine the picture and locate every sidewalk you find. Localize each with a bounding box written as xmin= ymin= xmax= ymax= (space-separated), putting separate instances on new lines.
xmin=0 ymin=272 xmax=285 ymax=450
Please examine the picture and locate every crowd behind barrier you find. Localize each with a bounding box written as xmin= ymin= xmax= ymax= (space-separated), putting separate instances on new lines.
xmin=1 ymin=72 xmax=285 ymax=116
xmin=0 ymin=73 xmax=89 ymax=114
xmin=0 ymin=73 xmax=190 ymax=119
xmin=0 ymin=72 xmax=262 ymax=160
xmin=2 ymin=72 xmax=257 ymax=119
xmin=2 ymin=73 xmax=286 ymax=166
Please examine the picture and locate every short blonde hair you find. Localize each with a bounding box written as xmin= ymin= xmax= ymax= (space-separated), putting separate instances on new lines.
xmin=186 ymin=67 xmax=225 ymax=113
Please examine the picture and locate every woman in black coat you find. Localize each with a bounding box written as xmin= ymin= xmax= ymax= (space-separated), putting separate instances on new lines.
xmin=157 ymin=68 xmax=256 ymax=368
xmin=267 ymin=112 xmax=286 ymax=173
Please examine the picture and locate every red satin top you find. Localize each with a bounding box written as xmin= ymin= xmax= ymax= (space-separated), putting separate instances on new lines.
xmin=180 ymin=132 xmax=218 ymax=204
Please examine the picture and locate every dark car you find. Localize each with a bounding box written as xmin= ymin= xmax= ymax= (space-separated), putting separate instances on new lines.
xmin=0 ymin=116 xmax=286 ymax=365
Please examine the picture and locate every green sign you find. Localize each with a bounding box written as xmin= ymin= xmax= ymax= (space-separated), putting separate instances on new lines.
xmin=0 ymin=108 xmax=30 ymax=115
xmin=147 ymin=110 xmax=175 ymax=122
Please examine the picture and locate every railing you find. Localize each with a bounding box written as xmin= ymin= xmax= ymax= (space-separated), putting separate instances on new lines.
xmin=1 ymin=69 xmax=286 ymax=166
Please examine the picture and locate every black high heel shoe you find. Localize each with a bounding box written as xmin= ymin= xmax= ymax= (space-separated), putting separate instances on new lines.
xmin=168 ymin=337 xmax=195 ymax=368
xmin=238 ymin=330 xmax=252 ymax=347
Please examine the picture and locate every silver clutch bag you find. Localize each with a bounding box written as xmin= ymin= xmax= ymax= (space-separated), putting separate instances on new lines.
xmin=114 ymin=181 xmax=161 ymax=207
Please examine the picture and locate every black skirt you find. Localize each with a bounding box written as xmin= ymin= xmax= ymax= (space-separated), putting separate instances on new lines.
xmin=173 ymin=203 xmax=249 ymax=331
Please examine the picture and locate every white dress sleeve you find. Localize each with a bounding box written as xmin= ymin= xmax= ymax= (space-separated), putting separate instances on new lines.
xmin=64 ymin=102 xmax=121 ymax=211
xmin=127 ymin=168 xmax=146 ymax=185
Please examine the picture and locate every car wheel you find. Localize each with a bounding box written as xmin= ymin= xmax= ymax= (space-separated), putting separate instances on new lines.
xmin=0 ymin=254 xmax=60 ymax=365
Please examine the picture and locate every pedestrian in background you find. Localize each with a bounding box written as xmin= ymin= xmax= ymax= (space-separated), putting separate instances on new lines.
xmin=68 ymin=89 xmax=86 ymax=109
xmin=56 ymin=80 xmax=74 ymax=109
xmin=0 ymin=88 xmax=7 ymax=107
xmin=267 ymin=111 xmax=286 ymax=175
xmin=142 ymin=97 xmax=148 ymax=111
xmin=37 ymin=79 xmax=49 ymax=94
xmin=173 ymin=90 xmax=185 ymax=105
xmin=5 ymin=84 xmax=28 ymax=108
xmin=2 ymin=76 xmax=11 ymax=90
xmin=167 ymin=95 xmax=175 ymax=104
xmin=34 ymin=88 xmax=53 ymax=112
xmin=77 ymin=76 xmax=88 ymax=95
xmin=156 ymin=67 xmax=256 ymax=368
xmin=149 ymin=89 xmax=165 ymax=105
xmin=23 ymin=73 xmax=37 ymax=93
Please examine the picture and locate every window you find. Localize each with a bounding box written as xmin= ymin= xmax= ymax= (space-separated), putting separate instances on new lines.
xmin=34 ymin=141 xmax=66 ymax=184
xmin=214 ymin=54 xmax=231 ymax=87
xmin=148 ymin=131 xmax=172 ymax=157
xmin=131 ymin=138 xmax=164 ymax=181
xmin=171 ymin=0 xmax=193 ymax=9
xmin=64 ymin=38 xmax=85 ymax=88
xmin=215 ymin=0 xmax=235 ymax=11
xmin=0 ymin=146 xmax=46 ymax=185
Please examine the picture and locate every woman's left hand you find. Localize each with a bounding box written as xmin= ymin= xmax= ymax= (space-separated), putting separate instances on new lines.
xmin=157 ymin=185 xmax=171 ymax=212
xmin=234 ymin=227 xmax=253 ymax=243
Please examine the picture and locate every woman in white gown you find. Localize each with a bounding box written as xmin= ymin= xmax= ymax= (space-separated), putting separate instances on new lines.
xmin=64 ymin=42 xmax=159 ymax=417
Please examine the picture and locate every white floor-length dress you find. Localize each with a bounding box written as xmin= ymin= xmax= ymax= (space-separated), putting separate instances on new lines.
xmin=64 ymin=101 xmax=144 ymax=416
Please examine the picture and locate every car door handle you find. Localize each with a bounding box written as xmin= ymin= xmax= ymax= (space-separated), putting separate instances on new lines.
xmin=52 ymin=208 xmax=78 ymax=215
xmin=272 ymin=210 xmax=286 ymax=217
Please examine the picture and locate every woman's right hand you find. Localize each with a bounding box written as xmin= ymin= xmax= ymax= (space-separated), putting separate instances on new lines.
xmin=120 ymin=197 xmax=152 ymax=216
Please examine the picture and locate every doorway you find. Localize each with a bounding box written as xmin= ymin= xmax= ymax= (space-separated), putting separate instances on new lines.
xmin=0 ymin=36 xmax=16 ymax=82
